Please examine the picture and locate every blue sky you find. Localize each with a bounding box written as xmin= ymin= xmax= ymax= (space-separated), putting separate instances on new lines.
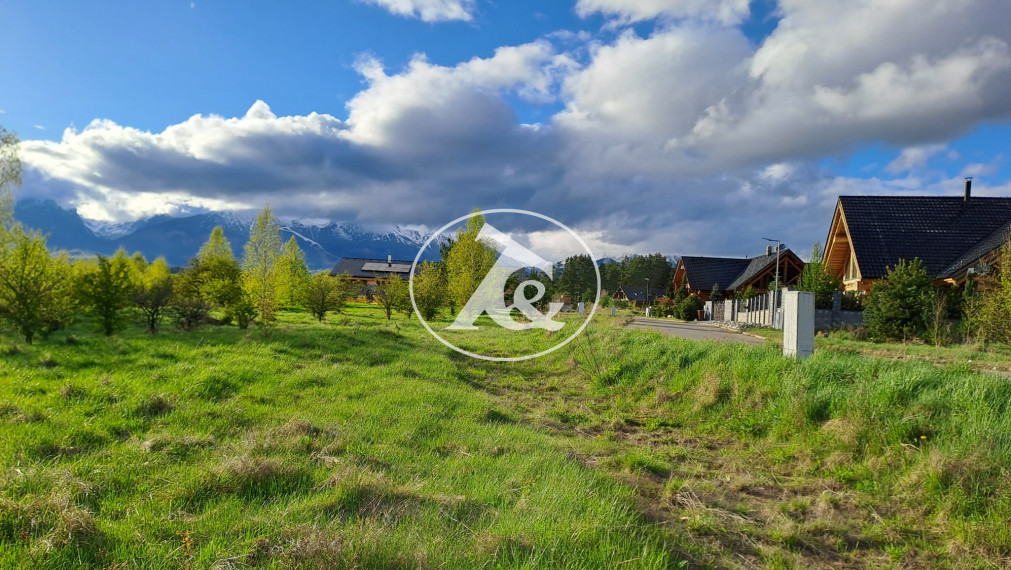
xmin=4 ymin=0 xmax=1011 ymax=258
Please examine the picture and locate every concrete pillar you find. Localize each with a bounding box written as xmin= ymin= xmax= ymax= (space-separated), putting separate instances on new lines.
xmin=783 ymin=290 xmax=815 ymax=359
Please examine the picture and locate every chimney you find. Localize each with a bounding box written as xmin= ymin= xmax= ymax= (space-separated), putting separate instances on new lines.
xmin=387 ymin=254 xmax=392 ymax=266
xmin=766 ymin=245 xmax=772 ymax=255
xmin=964 ymin=177 xmax=972 ymax=201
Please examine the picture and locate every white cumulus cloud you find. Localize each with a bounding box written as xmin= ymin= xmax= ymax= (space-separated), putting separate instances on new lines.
xmin=576 ymin=0 xmax=751 ymax=25
xmin=15 ymin=0 xmax=1011 ymax=257
xmin=360 ymin=0 xmax=476 ymax=22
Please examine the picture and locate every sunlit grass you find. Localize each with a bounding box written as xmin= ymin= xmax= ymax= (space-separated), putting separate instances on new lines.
xmin=2 ymin=304 xmax=1010 ymax=567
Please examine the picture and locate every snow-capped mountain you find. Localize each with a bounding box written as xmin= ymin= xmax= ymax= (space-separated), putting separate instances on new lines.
xmin=14 ymin=199 xmax=438 ymax=270
xmin=83 ymin=219 xmax=138 ymax=239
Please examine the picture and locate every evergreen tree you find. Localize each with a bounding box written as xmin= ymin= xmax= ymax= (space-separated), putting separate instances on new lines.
xmin=197 ymin=226 xmax=234 ymax=261
xmin=599 ymin=260 xmax=623 ymax=294
xmin=243 ymin=206 xmax=283 ymax=330
xmin=864 ymin=258 xmax=932 ymax=341
xmin=557 ymin=254 xmax=596 ymax=300
xmin=624 ymin=253 xmax=673 ymax=294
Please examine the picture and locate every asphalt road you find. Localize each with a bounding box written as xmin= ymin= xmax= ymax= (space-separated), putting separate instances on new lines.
xmin=625 ymin=317 xmax=767 ymax=345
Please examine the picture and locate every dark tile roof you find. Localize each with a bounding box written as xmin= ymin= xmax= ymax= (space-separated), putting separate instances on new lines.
xmin=330 ymin=257 xmax=417 ymax=279
xmin=839 ymin=196 xmax=1011 ymax=279
xmin=727 ymin=250 xmax=795 ymax=290
xmin=941 ymin=219 xmax=1011 ymax=278
xmin=615 ymin=286 xmax=659 ymax=301
xmin=680 ymin=256 xmax=750 ymax=292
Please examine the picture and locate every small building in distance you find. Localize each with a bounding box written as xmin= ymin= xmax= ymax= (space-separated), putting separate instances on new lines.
xmin=823 ymin=180 xmax=1011 ymax=291
xmin=329 ymin=255 xmax=416 ymax=285
xmin=612 ymin=285 xmax=660 ymax=307
xmin=672 ymin=246 xmax=804 ymax=301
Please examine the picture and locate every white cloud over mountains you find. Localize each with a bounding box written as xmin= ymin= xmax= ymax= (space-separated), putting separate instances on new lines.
xmin=18 ymin=0 xmax=1011 ymax=257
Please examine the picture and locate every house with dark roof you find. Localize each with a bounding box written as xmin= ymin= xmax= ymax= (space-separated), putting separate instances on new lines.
xmin=329 ymin=255 xmax=416 ymax=285
xmin=612 ymin=285 xmax=660 ymax=306
xmin=671 ymin=247 xmax=804 ymax=301
xmin=823 ymin=181 xmax=1011 ymax=291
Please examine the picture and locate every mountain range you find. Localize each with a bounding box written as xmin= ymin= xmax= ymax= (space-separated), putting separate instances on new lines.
xmin=13 ymin=199 xmax=437 ymax=270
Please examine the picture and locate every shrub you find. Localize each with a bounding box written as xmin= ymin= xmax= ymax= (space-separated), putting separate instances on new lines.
xmin=675 ymin=294 xmax=704 ymax=321
xmin=965 ymin=239 xmax=1011 ymax=344
xmin=738 ymin=285 xmax=757 ymax=302
xmin=863 ymin=258 xmax=932 ymax=342
xmin=841 ymin=291 xmax=864 ymax=311
xmin=797 ymin=242 xmax=843 ymax=309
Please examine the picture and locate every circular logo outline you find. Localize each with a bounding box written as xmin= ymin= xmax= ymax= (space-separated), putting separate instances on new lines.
xmin=409 ymin=209 xmax=601 ymax=362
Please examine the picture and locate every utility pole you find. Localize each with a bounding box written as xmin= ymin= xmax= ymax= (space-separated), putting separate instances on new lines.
xmin=645 ymin=277 xmax=650 ymax=316
xmin=763 ymin=238 xmax=782 ymax=328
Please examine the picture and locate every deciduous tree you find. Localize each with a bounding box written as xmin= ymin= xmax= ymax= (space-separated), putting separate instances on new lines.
xmin=277 ymin=236 xmax=310 ymax=308
xmin=373 ymin=274 xmax=407 ymax=320
xmin=412 ymin=261 xmax=446 ymax=320
xmin=78 ymin=251 xmax=135 ymax=336
xmin=797 ymin=242 xmax=843 ymax=309
xmin=444 ymin=212 xmax=497 ymax=311
xmin=0 ymin=127 xmax=20 ymax=229
xmin=303 ymin=272 xmax=354 ymax=322
xmin=134 ymin=257 xmax=173 ymax=333
xmin=965 ymin=240 xmax=1011 ymax=344
xmin=243 ymin=206 xmax=282 ymax=330
xmin=0 ymin=228 xmax=74 ymax=343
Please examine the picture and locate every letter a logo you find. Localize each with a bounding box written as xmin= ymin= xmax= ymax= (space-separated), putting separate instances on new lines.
xmin=446 ymin=223 xmax=564 ymax=331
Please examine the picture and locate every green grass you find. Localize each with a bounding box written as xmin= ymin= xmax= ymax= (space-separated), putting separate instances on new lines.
xmin=2 ymin=304 xmax=1011 ymax=568
xmin=748 ymin=325 xmax=1011 ymax=373
xmin=0 ymin=306 xmax=674 ymax=569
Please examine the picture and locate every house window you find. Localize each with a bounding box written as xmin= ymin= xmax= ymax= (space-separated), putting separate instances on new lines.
xmin=844 ymin=252 xmax=858 ymax=280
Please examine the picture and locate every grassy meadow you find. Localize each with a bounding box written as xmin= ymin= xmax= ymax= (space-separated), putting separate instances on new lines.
xmin=1 ymin=304 xmax=1011 ymax=568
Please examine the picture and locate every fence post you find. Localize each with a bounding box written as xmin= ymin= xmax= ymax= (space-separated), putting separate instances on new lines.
xmin=783 ymin=291 xmax=815 ymax=359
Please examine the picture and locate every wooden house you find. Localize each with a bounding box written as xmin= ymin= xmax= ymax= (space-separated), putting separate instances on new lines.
xmin=329 ymin=255 xmax=416 ymax=285
xmin=822 ymin=182 xmax=1011 ymax=291
xmin=671 ymin=246 xmax=804 ymax=301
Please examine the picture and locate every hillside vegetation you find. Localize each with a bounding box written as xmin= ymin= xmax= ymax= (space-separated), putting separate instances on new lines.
xmin=1 ymin=306 xmax=1010 ymax=568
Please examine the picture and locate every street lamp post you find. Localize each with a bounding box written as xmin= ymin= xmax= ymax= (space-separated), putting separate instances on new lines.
xmin=645 ymin=277 xmax=650 ymax=316
xmin=763 ymin=238 xmax=781 ymax=328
